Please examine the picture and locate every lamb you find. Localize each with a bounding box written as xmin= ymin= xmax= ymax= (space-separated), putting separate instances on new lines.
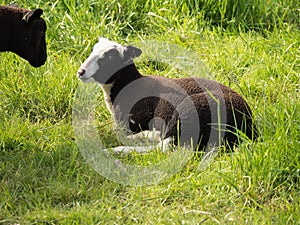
xmin=0 ymin=5 xmax=47 ymax=67
xmin=77 ymin=37 xmax=257 ymax=153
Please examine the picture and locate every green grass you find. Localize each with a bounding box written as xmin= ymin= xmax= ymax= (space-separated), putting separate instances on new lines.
xmin=1 ymin=0 xmax=300 ymax=224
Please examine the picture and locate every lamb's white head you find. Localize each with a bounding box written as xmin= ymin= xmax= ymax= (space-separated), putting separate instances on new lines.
xmin=77 ymin=37 xmax=142 ymax=84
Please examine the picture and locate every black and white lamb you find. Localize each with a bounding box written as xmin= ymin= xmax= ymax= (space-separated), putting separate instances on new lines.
xmin=77 ymin=37 xmax=257 ymax=153
xmin=0 ymin=5 xmax=47 ymax=67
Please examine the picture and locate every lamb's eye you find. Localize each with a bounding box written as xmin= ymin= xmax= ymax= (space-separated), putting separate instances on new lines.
xmin=103 ymin=52 xmax=111 ymax=59
xmin=105 ymin=49 xmax=118 ymax=59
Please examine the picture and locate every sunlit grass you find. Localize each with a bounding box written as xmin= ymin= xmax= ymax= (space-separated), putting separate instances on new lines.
xmin=0 ymin=0 xmax=299 ymax=224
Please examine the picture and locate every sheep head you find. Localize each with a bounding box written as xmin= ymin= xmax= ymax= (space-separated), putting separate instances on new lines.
xmin=16 ymin=8 xmax=47 ymax=67
xmin=77 ymin=37 xmax=142 ymax=84
xmin=0 ymin=6 xmax=47 ymax=67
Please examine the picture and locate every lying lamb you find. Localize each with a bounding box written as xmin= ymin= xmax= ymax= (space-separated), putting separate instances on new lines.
xmin=77 ymin=37 xmax=257 ymax=153
xmin=0 ymin=5 xmax=47 ymax=67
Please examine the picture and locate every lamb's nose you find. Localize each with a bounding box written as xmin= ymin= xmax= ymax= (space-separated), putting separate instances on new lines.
xmin=78 ymin=69 xmax=86 ymax=77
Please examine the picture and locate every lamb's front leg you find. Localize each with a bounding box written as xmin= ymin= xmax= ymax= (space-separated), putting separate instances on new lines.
xmin=110 ymin=136 xmax=172 ymax=154
xmin=109 ymin=145 xmax=154 ymax=154
xmin=127 ymin=129 xmax=162 ymax=143
xmin=108 ymin=130 xmax=172 ymax=155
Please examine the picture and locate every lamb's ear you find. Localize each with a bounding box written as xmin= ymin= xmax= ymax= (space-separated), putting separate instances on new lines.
xmin=124 ymin=46 xmax=142 ymax=59
xmin=22 ymin=9 xmax=43 ymax=23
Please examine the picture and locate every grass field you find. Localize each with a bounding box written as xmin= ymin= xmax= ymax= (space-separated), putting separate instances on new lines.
xmin=0 ymin=0 xmax=299 ymax=224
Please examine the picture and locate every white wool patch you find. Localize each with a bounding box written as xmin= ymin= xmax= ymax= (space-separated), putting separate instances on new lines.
xmin=100 ymin=83 xmax=114 ymax=117
xmin=93 ymin=37 xmax=126 ymax=59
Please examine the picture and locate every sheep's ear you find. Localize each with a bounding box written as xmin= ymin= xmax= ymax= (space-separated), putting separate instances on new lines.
xmin=124 ymin=46 xmax=142 ymax=59
xmin=22 ymin=9 xmax=43 ymax=23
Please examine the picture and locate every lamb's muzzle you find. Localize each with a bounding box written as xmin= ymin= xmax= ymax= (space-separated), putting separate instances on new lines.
xmin=78 ymin=69 xmax=86 ymax=77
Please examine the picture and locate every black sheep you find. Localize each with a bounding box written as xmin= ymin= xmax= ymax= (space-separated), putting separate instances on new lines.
xmin=77 ymin=38 xmax=257 ymax=153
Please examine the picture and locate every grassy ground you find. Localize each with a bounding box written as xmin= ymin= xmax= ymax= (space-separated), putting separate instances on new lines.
xmin=0 ymin=0 xmax=299 ymax=224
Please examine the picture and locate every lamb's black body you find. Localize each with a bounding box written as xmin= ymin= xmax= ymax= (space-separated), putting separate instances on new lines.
xmin=108 ymin=63 xmax=257 ymax=150
xmin=78 ymin=38 xmax=257 ymax=151
xmin=0 ymin=5 xmax=47 ymax=67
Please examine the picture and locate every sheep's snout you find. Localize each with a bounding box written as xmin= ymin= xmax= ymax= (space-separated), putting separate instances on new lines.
xmin=77 ymin=68 xmax=92 ymax=82
xmin=77 ymin=69 xmax=86 ymax=78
